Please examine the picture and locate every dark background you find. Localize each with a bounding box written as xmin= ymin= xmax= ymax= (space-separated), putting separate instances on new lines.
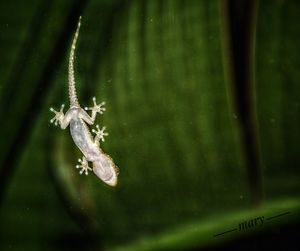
xmin=0 ymin=0 xmax=299 ymax=250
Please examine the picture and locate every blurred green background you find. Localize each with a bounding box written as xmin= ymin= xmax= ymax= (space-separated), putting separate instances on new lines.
xmin=0 ymin=0 xmax=299 ymax=250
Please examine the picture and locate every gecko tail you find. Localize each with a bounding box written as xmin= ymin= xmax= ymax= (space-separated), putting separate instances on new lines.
xmin=93 ymin=153 xmax=119 ymax=186
xmin=68 ymin=16 xmax=82 ymax=107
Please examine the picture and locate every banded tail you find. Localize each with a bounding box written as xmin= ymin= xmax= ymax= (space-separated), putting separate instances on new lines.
xmin=68 ymin=16 xmax=81 ymax=107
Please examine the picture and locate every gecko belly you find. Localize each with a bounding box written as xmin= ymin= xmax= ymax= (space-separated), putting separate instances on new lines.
xmin=70 ymin=117 xmax=118 ymax=186
xmin=70 ymin=117 xmax=101 ymax=161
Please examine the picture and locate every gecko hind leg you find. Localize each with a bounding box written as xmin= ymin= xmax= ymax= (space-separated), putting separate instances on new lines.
xmin=50 ymin=104 xmax=65 ymax=126
xmin=76 ymin=156 xmax=92 ymax=175
xmin=84 ymin=97 xmax=106 ymax=121
xmin=92 ymin=125 xmax=109 ymax=144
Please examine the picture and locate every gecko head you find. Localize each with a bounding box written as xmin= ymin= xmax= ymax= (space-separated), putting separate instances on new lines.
xmin=92 ymin=154 xmax=119 ymax=187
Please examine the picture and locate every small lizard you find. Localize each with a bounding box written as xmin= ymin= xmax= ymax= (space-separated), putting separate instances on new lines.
xmin=50 ymin=16 xmax=119 ymax=186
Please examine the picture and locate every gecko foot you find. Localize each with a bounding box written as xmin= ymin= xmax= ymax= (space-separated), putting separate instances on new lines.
xmin=76 ymin=156 xmax=92 ymax=175
xmin=85 ymin=97 xmax=106 ymax=115
xmin=92 ymin=125 xmax=109 ymax=143
xmin=50 ymin=104 xmax=65 ymax=126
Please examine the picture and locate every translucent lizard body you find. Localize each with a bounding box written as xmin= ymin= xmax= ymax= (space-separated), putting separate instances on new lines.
xmin=50 ymin=16 xmax=119 ymax=186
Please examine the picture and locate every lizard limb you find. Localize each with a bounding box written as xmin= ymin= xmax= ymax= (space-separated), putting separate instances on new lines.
xmin=92 ymin=125 xmax=108 ymax=144
xmin=85 ymin=97 xmax=106 ymax=121
xmin=50 ymin=104 xmax=65 ymax=126
xmin=76 ymin=156 xmax=92 ymax=175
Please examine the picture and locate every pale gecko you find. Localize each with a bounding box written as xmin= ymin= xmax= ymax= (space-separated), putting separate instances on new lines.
xmin=50 ymin=16 xmax=119 ymax=186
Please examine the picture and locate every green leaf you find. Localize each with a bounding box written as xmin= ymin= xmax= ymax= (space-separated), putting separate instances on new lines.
xmin=0 ymin=0 xmax=299 ymax=250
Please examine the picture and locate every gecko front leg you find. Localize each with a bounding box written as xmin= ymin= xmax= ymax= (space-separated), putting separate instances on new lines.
xmin=92 ymin=125 xmax=109 ymax=145
xmin=76 ymin=156 xmax=92 ymax=175
xmin=85 ymin=97 xmax=106 ymax=122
